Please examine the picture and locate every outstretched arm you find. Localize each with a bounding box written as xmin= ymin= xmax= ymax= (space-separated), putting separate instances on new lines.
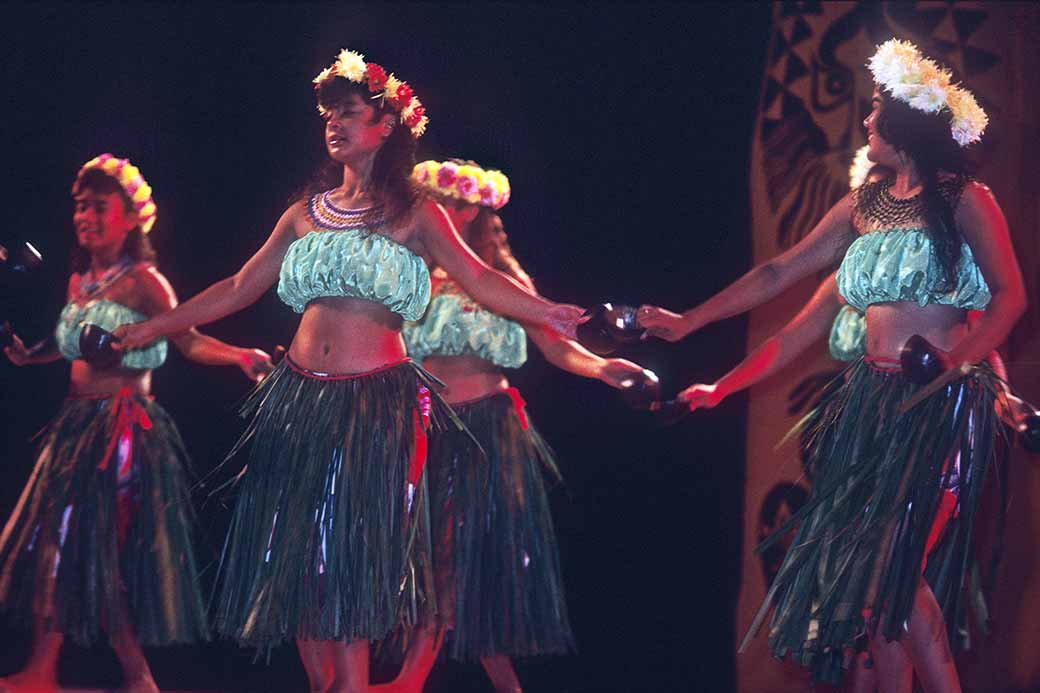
xmin=526 ymin=324 xmax=646 ymax=389
xmin=639 ymin=194 xmax=856 ymax=342
xmin=679 ymin=274 xmax=845 ymax=411
xmin=417 ymin=200 xmax=583 ymax=336
xmin=4 ymin=274 xmax=77 ymax=366
xmin=114 ymin=203 xmax=302 ymax=347
xmin=134 ymin=265 xmax=274 ymax=381
xmin=3 ymin=333 xmax=61 ymax=366
xmin=944 ymin=183 xmax=1026 ymax=367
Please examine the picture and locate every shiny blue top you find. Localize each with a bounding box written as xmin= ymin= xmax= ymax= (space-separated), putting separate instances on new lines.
xmin=828 ymin=305 xmax=865 ymax=362
xmin=836 ymin=228 xmax=991 ymax=312
xmin=277 ymin=229 xmax=431 ymax=320
xmin=55 ymin=299 xmax=167 ymax=369
xmin=403 ymin=278 xmax=527 ymax=368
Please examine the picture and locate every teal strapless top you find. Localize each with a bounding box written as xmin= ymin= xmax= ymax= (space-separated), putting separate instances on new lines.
xmin=836 ymin=228 xmax=991 ymax=313
xmin=277 ymin=230 xmax=431 ymax=320
xmin=55 ymin=300 xmax=167 ymax=369
xmin=828 ymin=305 xmax=865 ymax=362
xmin=403 ymin=279 xmax=527 ymax=368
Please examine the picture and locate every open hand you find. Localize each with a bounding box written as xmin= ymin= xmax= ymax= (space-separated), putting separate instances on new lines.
xmin=112 ymin=321 xmax=158 ymax=350
xmin=599 ymin=358 xmax=648 ymax=389
xmin=238 ymin=348 xmax=275 ymax=382
xmin=677 ymin=382 xmax=723 ymax=412
xmin=3 ymin=333 xmax=32 ymax=366
xmin=638 ymin=305 xmax=694 ymax=342
xmin=547 ymin=303 xmax=587 ymax=340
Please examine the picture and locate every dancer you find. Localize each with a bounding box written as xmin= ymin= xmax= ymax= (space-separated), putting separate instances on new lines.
xmin=640 ymin=40 xmax=1025 ymax=690
xmin=676 ymin=148 xmax=886 ymax=412
xmin=373 ymin=160 xmax=646 ymax=693
xmin=114 ymin=51 xmax=584 ymax=693
xmin=0 ymin=154 xmax=271 ymax=693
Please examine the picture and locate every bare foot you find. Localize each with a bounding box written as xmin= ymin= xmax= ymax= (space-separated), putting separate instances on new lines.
xmin=119 ymin=675 xmax=159 ymax=693
xmin=0 ymin=672 xmax=59 ymax=693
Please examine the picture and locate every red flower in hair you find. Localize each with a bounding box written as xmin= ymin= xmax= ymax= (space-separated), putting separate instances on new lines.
xmin=405 ymin=104 xmax=426 ymax=128
xmin=366 ymin=64 xmax=388 ymax=92
xmin=436 ymin=165 xmax=458 ymax=188
xmin=389 ymin=83 xmax=413 ymax=110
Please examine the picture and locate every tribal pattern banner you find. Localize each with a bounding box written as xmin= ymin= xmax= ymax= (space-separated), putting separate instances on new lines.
xmin=739 ymin=2 xmax=1040 ymax=691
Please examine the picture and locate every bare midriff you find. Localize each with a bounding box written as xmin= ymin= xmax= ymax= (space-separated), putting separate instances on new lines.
xmin=420 ymin=354 xmax=509 ymax=404
xmin=864 ymin=302 xmax=970 ymax=361
xmin=289 ymin=296 xmax=410 ymax=374
xmin=69 ymin=361 xmax=151 ymax=398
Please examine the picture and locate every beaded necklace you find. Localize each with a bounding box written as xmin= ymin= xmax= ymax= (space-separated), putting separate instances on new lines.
xmin=307 ymin=190 xmax=386 ymax=231
xmin=75 ymin=255 xmax=134 ymax=303
xmin=854 ymin=176 xmax=968 ymax=231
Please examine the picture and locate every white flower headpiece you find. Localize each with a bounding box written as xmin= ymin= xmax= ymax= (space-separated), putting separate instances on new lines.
xmin=848 ymin=145 xmax=873 ymax=189
xmin=868 ymin=39 xmax=987 ymax=147
xmin=413 ymin=160 xmax=511 ymax=210
xmin=313 ymin=49 xmax=428 ymax=139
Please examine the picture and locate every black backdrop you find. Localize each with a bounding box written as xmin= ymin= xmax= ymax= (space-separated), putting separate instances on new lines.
xmin=0 ymin=3 xmax=770 ymax=691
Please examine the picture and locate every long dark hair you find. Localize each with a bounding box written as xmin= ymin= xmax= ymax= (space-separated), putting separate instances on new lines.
xmin=468 ymin=208 xmax=534 ymax=292
xmin=874 ymin=91 xmax=973 ymax=291
xmin=298 ymin=76 xmax=421 ymax=228
xmin=70 ymin=168 xmax=156 ymax=274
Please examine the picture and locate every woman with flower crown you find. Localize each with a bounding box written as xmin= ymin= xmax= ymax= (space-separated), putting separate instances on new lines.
xmin=361 ymin=160 xmax=646 ymax=693
xmin=114 ymin=51 xmax=585 ymax=693
xmin=0 ymin=155 xmax=272 ymax=693
xmin=640 ymin=40 xmax=1025 ymax=691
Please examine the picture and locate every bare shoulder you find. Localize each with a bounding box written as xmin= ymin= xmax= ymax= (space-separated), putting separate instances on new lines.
xmin=281 ymin=198 xmax=312 ymax=238
xmin=401 ymin=198 xmax=451 ymax=247
xmin=67 ymin=272 xmax=81 ymax=299
xmin=412 ymin=198 xmax=450 ymax=233
xmin=129 ymin=262 xmax=178 ymax=308
xmin=959 ymin=180 xmax=997 ymax=206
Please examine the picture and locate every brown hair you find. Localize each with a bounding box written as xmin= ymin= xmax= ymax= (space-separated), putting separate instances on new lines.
xmin=299 ymin=76 xmax=421 ymax=229
xmin=464 ymin=207 xmax=534 ymax=292
xmin=871 ymin=91 xmax=973 ymax=290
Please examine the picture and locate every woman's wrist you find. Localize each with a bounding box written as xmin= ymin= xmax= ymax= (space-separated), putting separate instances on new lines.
xmin=680 ymin=309 xmax=703 ymax=338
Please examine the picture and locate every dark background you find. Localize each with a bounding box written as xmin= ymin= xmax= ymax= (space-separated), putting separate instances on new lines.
xmin=0 ymin=3 xmax=771 ymax=691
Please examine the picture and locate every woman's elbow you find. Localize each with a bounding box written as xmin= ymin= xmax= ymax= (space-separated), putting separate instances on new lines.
xmin=992 ymin=285 xmax=1027 ymax=322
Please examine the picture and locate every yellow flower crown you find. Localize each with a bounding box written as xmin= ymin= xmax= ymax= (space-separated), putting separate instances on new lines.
xmin=868 ymin=39 xmax=988 ymax=147
xmin=413 ymin=160 xmax=511 ymax=209
xmin=313 ymin=49 xmax=428 ymax=139
xmin=76 ymin=154 xmax=157 ymax=234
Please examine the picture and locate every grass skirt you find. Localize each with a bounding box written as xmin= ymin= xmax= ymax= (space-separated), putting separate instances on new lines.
xmin=746 ymin=358 xmax=1006 ymax=684
xmin=0 ymin=392 xmax=208 ymax=645
xmin=430 ymin=389 xmax=574 ymax=660
xmin=213 ymin=357 xmax=459 ymax=649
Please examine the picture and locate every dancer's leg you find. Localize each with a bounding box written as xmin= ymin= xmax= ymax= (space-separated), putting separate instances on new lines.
xmin=298 ymin=639 xmax=336 ymax=692
xmin=479 ymin=655 xmax=522 ymax=693
xmin=0 ymin=620 xmax=63 ymax=693
xmin=900 ymin=578 xmax=960 ymax=693
xmin=869 ymin=635 xmax=912 ymax=693
xmin=110 ymin=596 xmax=158 ymax=693
xmin=328 ymin=638 xmax=369 ymax=693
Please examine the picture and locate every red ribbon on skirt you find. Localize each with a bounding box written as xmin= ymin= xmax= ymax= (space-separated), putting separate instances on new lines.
xmin=98 ymin=387 xmax=153 ymax=472
xmin=504 ymin=386 xmax=529 ymax=430
xmin=410 ymin=385 xmax=432 ymax=485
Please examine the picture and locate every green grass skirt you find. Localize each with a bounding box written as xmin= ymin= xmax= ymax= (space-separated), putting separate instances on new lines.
xmin=745 ymin=358 xmax=1006 ymax=684
xmin=213 ymin=357 xmax=462 ymax=648
xmin=0 ymin=393 xmax=208 ymax=645
xmin=430 ymin=390 xmax=574 ymax=660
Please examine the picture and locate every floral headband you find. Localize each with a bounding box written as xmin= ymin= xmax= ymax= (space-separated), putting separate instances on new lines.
xmin=313 ymin=49 xmax=428 ymax=139
xmin=76 ymin=154 xmax=157 ymax=234
xmin=868 ymin=39 xmax=988 ymax=147
xmin=413 ymin=160 xmax=511 ymax=210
